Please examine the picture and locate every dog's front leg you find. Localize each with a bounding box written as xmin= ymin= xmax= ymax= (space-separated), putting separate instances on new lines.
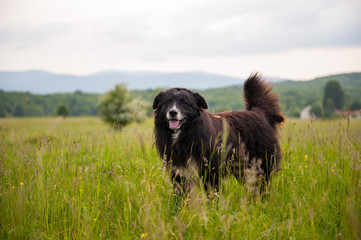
xmin=171 ymin=169 xmax=188 ymax=196
xmin=243 ymin=158 xmax=264 ymax=197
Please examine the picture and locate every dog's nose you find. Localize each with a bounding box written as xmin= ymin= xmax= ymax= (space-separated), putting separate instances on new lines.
xmin=169 ymin=109 xmax=178 ymax=117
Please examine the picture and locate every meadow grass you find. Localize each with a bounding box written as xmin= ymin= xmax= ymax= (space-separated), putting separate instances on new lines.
xmin=0 ymin=117 xmax=360 ymax=239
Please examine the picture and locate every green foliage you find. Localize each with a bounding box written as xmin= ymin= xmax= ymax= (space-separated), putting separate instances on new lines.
xmin=56 ymin=104 xmax=70 ymax=117
xmin=0 ymin=117 xmax=360 ymax=239
xmin=274 ymin=73 xmax=360 ymax=117
xmin=198 ymin=85 xmax=244 ymax=112
xmin=0 ymin=91 xmax=99 ymax=117
xmin=1 ymin=72 xmax=361 ymax=119
xmin=349 ymin=99 xmax=361 ymax=110
xmin=322 ymin=80 xmax=345 ymax=117
xmin=324 ymin=99 xmax=336 ymax=118
xmin=0 ymin=105 xmax=6 ymax=117
xmin=310 ymin=103 xmax=323 ymax=118
xmin=13 ymin=104 xmax=24 ymax=117
xmin=135 ymin=73 xmax=361 ymax=118
xmin=97 ymin=84 xmax=146 ymax=129
xmin=132 ymin=88 xmax=162 ymax=116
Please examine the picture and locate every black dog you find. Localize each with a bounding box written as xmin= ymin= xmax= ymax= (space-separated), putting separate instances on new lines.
xmin=153 ymin=73 xmax=285 ymax=195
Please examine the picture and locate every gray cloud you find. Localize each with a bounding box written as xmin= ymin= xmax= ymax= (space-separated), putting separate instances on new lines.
xmin=94 ymin=0 xmax=361 ymax=57
xmin=0 ymin=0 xmax=360 ymax=78
xmin=1 ymin=0 xmax=360 ymax=56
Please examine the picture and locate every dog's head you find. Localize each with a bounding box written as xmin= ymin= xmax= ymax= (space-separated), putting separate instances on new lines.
xmin=153 ymin=88 xmax=208 ymax=131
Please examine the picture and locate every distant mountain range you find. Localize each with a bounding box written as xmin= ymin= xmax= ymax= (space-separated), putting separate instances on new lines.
xmin=0 ymin=70 xmax=285 ymax=94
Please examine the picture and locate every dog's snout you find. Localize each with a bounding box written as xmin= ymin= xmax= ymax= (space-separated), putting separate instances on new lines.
xmin=169 ymin=109 xmax=178 ymax=117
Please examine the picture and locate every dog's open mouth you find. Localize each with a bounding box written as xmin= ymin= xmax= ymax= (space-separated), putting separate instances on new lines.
xmin=169 ymin=118 xmax=185 ymax=130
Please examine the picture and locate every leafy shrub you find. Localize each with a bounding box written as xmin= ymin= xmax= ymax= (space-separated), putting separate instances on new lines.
xmin=56 ymin=104 xmax=70 ymax=117
xmin=349 ymin=99 xmax=361 ymax=110
xmin=310 ymin=103 xmax=323 ymax=118
xmin=97 ymin=84 xmax=147 ymax=129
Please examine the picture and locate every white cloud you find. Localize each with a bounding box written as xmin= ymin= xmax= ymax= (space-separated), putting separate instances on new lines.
xmin=0 ymin=0 xmax=360 ymax=79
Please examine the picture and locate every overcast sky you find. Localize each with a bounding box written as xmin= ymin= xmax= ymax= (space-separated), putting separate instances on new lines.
xmin=0 ymin=0 xmax=360 ymax=80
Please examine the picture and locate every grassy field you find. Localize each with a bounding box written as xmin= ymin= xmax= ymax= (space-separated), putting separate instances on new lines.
xmin=1 ymin=117 xmax=360 ymax=239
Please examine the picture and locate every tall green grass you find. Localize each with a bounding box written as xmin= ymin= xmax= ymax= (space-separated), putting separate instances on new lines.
xmin=1 ymin=117 xmax=360 ymax=239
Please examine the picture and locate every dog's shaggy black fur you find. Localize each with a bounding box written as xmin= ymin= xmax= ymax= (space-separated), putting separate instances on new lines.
xmin=153 ymin=73 xmax=285 ymax=195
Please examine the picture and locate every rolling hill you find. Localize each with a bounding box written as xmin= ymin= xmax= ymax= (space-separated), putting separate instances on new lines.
xmin=0 ymin=72 xmax=360 ymax=118
xmin=133 ymin=72 xmax=361 ymax=116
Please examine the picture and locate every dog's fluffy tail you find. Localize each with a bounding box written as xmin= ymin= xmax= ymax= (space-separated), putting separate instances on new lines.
xmin=243 ymin=73 xmax=285 ymax=128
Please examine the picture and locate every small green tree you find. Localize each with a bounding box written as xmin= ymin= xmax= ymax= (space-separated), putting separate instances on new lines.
xmin=97 ymin=84 xmax=145 ymax=129
xmin=56 ymin=104 xmax=70 ymax=117
xmin=322 ymin=80 xmax=345 ymax=117
xmin=310 ymin=103 xmax=322 ymax=118
xmin=350 ymin=99 xmax=361 ymax=110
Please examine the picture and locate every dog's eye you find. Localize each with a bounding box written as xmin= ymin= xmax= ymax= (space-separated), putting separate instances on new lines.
xmin=163 ymin=99 xmax=172 ymax=104
xmin=180 ymin=99 xmax=190 ymax=105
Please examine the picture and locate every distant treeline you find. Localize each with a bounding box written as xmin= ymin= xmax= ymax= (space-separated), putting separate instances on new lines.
xmin=0 ymin=91 xmax=99 ymax=117
xmin=1 ymin=72 xmax=361 ymax=118
xmin=134 ymin=73 xmax=361 ymax=117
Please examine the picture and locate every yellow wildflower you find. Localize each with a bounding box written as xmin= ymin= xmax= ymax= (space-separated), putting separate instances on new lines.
xmin=93 ymin=218 xmax=97 ymax=222
xmin=141 ymin=233 xmax=148 ymax=238
xmin=20 ymin=182 xmax=24 ymax=186
xmin=12 ymin=186 xmax=15 ymax=189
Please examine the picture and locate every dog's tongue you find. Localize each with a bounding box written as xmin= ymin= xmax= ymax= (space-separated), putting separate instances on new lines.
xmin=169 ymin=120 xmax=180 ymax=129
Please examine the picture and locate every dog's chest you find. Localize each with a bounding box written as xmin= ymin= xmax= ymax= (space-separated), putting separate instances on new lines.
xmin=171 ymin=131 xmax=181 ymax=146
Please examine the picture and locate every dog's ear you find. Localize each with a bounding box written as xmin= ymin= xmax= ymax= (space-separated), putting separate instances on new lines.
xmin=152 ymin=91 xmax=164 ymax=109
xmin=193 ymin=92 xmax=208 ymax=109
